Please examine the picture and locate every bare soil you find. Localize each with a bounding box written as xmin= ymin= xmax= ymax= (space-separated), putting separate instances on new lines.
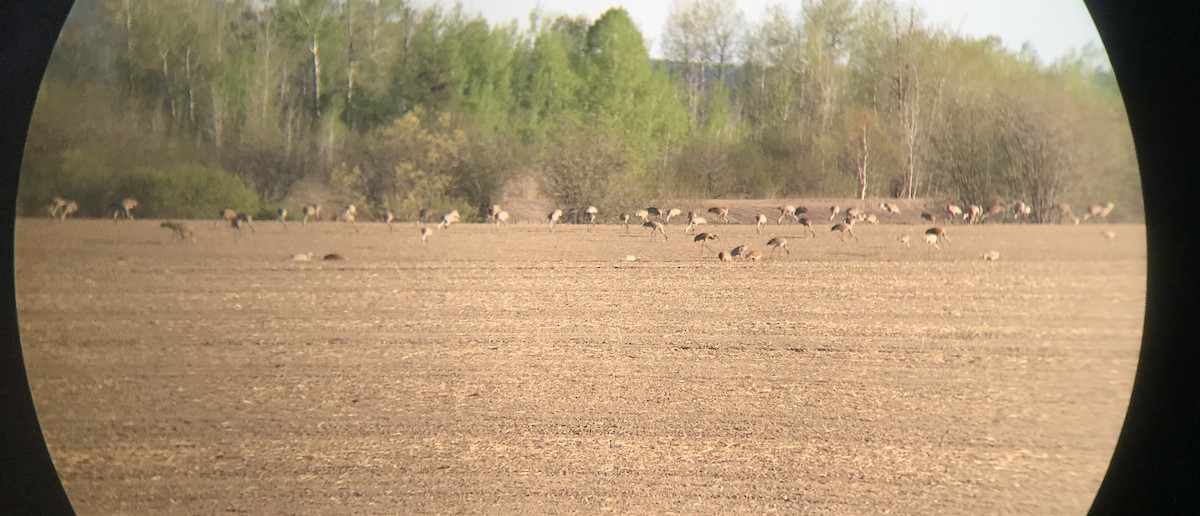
xmin=15 ymin=216 xmax=1145 ymax=514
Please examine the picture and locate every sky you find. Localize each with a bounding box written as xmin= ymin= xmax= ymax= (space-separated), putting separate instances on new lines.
xmin=408 ymin=0 xmax=1109 ymax=67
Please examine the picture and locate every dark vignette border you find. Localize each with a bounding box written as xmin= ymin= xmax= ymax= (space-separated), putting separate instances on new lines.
xmin=1085 ymin=0 xmax=1200 ymax=513
xmin=0 ymin=0 xmax=1197 ymax=512
xmin=0 ymin=0 xmax=78 ymax=512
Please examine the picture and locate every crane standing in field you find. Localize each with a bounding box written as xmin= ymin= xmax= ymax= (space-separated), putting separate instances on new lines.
xmin=109 ymin=197 xmax=138 ymax=221
xmin=685 ymin=213 xmax=708 ymax=235
xmin=924 ymin=227 xmax=949 ymax=249
xmin=494 ymin=210 xmax=510 ymax=229
xmin=964 ymin=204 xmax=982 ymax=224
xmin=584 ymin=206 xmax=598 ymax=231
xmin=829 ymin=205 xmax=842 ymax=222
xmin=767 ymin=237 xmax=789 ymax=256
xmin=708 ymin=206 xmax=730 ymax=223
xmin=338 ymin=205 xmax=361 ymax=233
xmin=277 ymin=208 xmax=289 ymax=229
xmin=831 ymin=218 xmax=860 ymax=243
xmin=778 ymin=205 xmax=799 ymax=224
xmin=231 ymin=212 xmax=255 ymax=234
xmin=880 ymin=202 xmax=900 ymax=217
xmin=216 ymin=208 xmax=238 ymax=227
xmin=634 ymin=209 xmax=650 ymax=223
xmin=58 ymin=200 xmax=78 ymax=221
xmin=1083 ymin=202 xmax=1116 ymax=222
xmin=420 ymin=226 xmax=433 ymax=245
xmin=694 ymin=232 xmax=719 ymax=254
xmin=384 ymin=209 xmax=396 ymax=232
xmin=48 ymin=197 xmax=68 ymax=219
xmin=946 ymin=204 xmax=963 ymax=224
xmin=438 ymin=210 xmax=460 ymax=230
xmin=755 ymin=213 xmax=768 ymax=234
xmin=302 ymin=204 xmax=321 ymax=224
xmin=798 ymin=217 xmax=817 ymax=238
xmin=548 ymin=209 xmax=563 ymax=232
xmin=160 ymin=221 xmax=195 ymax=242
xmin=620 ymin=213 xmax=631 ymax=232
xmin=1013 ymin=201 xmax=1032 ymax=222
xmin=664 ymin=208 xmax=683 ymax=224
xmin=644 ymin=220 xmax=669 ymax=241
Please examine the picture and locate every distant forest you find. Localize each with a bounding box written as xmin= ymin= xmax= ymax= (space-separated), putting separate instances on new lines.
xmin=20 ymin=0 xmax=1141 ymax=222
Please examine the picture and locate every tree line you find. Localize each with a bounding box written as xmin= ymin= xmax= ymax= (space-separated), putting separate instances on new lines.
xmin=19 ymin=0 xmax=1140 ymax=223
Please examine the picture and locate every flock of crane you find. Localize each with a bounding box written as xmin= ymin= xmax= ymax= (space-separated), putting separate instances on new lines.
xmin=46 ymin=195 xmax=1119 ymax=262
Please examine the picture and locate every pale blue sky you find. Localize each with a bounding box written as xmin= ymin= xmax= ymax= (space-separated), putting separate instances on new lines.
xmin=410 ymin=0 xmax=1108 ymax=67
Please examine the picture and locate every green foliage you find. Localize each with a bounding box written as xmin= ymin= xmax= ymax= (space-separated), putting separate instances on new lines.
xmin=117 ymin=164 xmax=260 ymax=218
xmin=21 ymin=0 xmax=1140 ymax=223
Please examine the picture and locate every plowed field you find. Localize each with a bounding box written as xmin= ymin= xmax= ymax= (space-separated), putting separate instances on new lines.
xmin=15 ymin=217 xmax=1145 ymax=514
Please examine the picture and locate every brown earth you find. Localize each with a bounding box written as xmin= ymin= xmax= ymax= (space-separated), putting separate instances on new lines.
xmin=15 ymin=215 xmax=1145 ymax=514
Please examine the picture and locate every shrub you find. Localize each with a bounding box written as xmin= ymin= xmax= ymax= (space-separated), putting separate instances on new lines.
xmin=116 ymin=164 xmax=260 ymax=219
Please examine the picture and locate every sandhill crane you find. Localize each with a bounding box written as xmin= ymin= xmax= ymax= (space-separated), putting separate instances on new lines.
xmin=984 ymin=202 xmax=1004 ymax=222
xmin=983 ymin=250 xmax=1001 ymax=261
xmin=898 ymin=234 xmax=911 ymax=248
xmin=303 ymin=205 xmax=321 ymax=224
xmin=1012 ymin=201 xmax=1032 ymax=221
xmin=964 ymin=204 xmax=982 ymax=224
xmin=494 ymin=210 xmax=510 ymax=229
xmin=438 ymin=210 xmax=460 ymax=230
xmin=1053 ymin=203 xmax=1080 ymax=225
xmin=794 ymin=206 xmax=810 ymax=217
xmin=548 ymin=209 xmax=563 ymax=232
xmin=646 ymin=207 xmax=663 ymax=220
xmin=746 ymin=249 xmax=764 ymax=261
xmin=730 ymin=243 xmax=749 ymax=258
xmin=865 ymin=213 xmax=879 ymax=224
xmin=798 ymin=217 xmax=817 ymax=238
xmin=644 ymin=220 xmax=668 ymax=240
xmin=829 ymin=205 xmax=841 ymax=221
xmin=755 ymin=213 xmax=768 ymax=234
xmin=831 ymin=219 xmax=859 ymax=243
xmin=708 ymin=207 xmax=730 ymax=222
xmin=277 ymin=208 xmax=289 ymax=229
xmin=229 ymin=212 xmax=255 ymax=234
xmin=48 ymin=197 xmax=68 ymax=219
xmin=778 ymin=205 xmax=799 ymax=224
xmin=664 ymin=208 xmax=683 ymax=223
xmin=845 ymin=207 xmax=864 ymax=222
xmin=920 ymin=212 xmax=935 ymax=223
xmin=58 ymin=200 xmax=78 ymax=221
xmin=718 ymin=251 xmax=731 ymax=262
xmin=418 ymin=208 xmax=432 ymax=225
xmin=946 ymin=204 xmax=963 ymax=224
xmin=880 ymin=202 xmax=900 ymax=216
xmin=634 ymin=209 xmax=650 ymax=222
xmin=924 ymin=227 xmax=949 ymax=249
xmin=620 ymin=213 xmax=631 ymax=232
xmin=420 ymin=226 xmax=433 ymax=245
xmin=694 ymin=232 xmax=719 ymax=254
xmin=216 ymin=208 xmax=238 ymax=227
xmin=384 ymin=209 xmax=395 ymax=232
xmin=159 ymin=221 xmax=195 ymax=242
xmin=109 ymin=197 xmax=138 ymax=221
xmin=338 ymin=205 xmax=361 ymax=233
xmin=1083 ymin=202 xmax=1116 ymax=222
xmin=323 ymin=253 xmax=346 ymax=261
xmin=486 ymin=204 xmax=502 ymax=221
xmin=684 ymin=215 xmax=707 ymax=234
xmin=767 ymin=237 xmax=789 ymax=256
xmin=584 ymin=206 xmax=598 ymax=230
